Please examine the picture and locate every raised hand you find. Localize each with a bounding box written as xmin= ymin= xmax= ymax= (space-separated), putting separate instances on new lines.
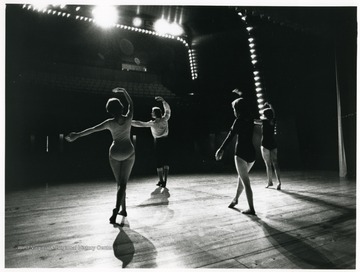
xmin=112 ymin=87 xmax=126 ymax=94
xmin=215 ymin=149 xmax=224 ymax=161
xmin=232 ymin=89 xmax=242 ymax=96
xmin=155 ymin=96 xmax=164 ymax=102
xmin=65 ymin=132 xmax=79 ymax=142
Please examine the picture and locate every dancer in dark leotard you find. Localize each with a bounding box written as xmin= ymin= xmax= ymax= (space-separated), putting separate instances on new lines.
xmin=215 ymin=90 xmax=256 ymax=215
xmin=66 ymin=87 xmax=135 ymax=224
xmin=255 ymin=103 xmax=282 ymax=190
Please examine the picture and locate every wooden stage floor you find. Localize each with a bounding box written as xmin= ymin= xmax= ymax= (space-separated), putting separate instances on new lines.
xmin=5 ymin=171 xmax=356 ymax=269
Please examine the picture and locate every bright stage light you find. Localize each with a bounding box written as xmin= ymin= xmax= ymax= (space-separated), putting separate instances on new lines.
xmin=169 ymin=22 xmax=184 ymax=36
xmin=154 ymin=18 xmax=169 ymax=35
xmin=92 ymin=5 xmax=118 ymax=28
xmin=154 ymin=18 xmax=184 ymax=36
xmin=133 ymin=19 xmax=141 ymax=28
xmin=32 ymin=3 xmax=49 ymax=10
xmin=133 ymin=17 xmax=142 ymax=27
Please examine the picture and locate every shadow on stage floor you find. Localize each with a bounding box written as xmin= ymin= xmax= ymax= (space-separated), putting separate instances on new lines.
xmin=4 ymin=170 xmax=356 ymax=268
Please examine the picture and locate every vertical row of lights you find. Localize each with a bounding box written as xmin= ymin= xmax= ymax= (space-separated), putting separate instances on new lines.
xmin=239 ymin=12 xmax=266 ymax=117
xmin=189 ymin=49 xmax=198 ymax=80
xmin=22 ymin=4 xmax=196 ymax=81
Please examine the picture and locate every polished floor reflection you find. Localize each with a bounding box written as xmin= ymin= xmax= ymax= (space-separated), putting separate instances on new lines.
xmin=5 ymin=171 xmax=356 ymax=268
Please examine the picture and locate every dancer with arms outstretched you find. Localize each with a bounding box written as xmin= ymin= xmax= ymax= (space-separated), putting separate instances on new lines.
xmin=132 ymin=96 xmax=171 ymax=188
xmin=66 ymin=87 xmax=135 ymax=224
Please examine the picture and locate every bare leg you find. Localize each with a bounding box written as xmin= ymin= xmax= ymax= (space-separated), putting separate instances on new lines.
xmin=235 ymin=156 xmax=255 ymax=214
xmin=271 ymin=148 xmax=281 ymax=190
xmin=229 ymin=156 xmax=245 ymax=207
xmin=228 ymin=175 xmax=244 ymax=208
xmin=261 ymin=146 xmax=273 ymax=187
xmin=109 ymin=153 xmax=135 ymax=217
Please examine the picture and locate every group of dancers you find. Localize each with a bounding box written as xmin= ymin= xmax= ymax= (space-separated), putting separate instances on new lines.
xmin=216 ymin=89 xmax=281 ymax=215
xmin=65 ymin=87 xmax=281 ymax=223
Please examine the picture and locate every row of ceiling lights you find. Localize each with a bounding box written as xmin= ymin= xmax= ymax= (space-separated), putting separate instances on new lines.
xmin=23 ymin=4 xmax=185 ymax=36
xmin=239 ymin=11 xmax=266 ymax=117
xmin=21 ymin=4 xmax=198 ymax=80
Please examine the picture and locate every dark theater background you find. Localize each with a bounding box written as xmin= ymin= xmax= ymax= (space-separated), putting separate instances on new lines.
xmin=4 ymin=3 xmax=357 ymax=269
xmin=6 ymin=4 xmax=356 ymax=189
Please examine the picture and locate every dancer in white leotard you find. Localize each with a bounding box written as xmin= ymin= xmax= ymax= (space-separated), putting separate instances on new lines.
xmin=66 ymin=87 xmax=135 ymax=224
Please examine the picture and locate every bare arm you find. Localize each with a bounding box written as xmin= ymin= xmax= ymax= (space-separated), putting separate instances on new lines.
xmin=254 ymin=119 xmax=263 ymax=125
xmin=155 ymin=96 xmax=171 ymax=120
xmin=65 ymin=120 xmax=109 ymax=142
xmin=112 ymin=87 xmax=133 ymax=118
xmin=132 ymin=120 xmax=152 ymax=128
xmin=263 ymin=102 xmax=275 ymax=117
xmin=215 ymin=120 xmax=237 ymax=160
xmin=217 ymin=130 xmax=236 ymax=151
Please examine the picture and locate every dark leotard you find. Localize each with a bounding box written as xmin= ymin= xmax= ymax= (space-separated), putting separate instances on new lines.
xmin=223 ymin=118 xmax=256 ymax=163
xmin=261 ymin=119 xmax=277 ymax=150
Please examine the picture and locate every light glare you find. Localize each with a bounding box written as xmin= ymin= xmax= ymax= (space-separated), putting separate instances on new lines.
xmin=154 ymin=18 xmax=184 ymax=36
xmin=133 ymin=17 xmax=142 ymax=27
xmin=92 ymin=5 xmax=118 ymax=28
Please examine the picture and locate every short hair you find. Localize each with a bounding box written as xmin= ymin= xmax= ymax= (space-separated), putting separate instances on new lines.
xmin=152 ymin=107 xmax=162 ymax=118
xmin=106 ymin=98 xmax=123 ymax=117
xmin=263 ymin=108 xmax=274 ymax=119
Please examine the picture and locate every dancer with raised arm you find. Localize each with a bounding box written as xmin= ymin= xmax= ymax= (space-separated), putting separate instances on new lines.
xmin=132 ymin=96 xmax=171 ymax=188
xmin=255 ymin=103 xmax=282 ymax=190
xmin=215 ymin=89 xmax=256 ymax=215
xmin=65 ymin=87 xmax=135 ymax=224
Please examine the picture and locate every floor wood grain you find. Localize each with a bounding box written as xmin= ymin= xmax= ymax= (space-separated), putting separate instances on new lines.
xmin=5 ymin=171 xmax=356 ymax=269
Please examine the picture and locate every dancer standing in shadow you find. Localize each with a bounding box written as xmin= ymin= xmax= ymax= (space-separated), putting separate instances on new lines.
xmin=66 ymin=87 xmax=135 ymax=224
xmin=255 ymin=103 xmax=282 ymax=190
xmin=215 ymin=89 xmax=256 ymax=215
xmin=132 ymin=96 xmax=171 ymax=188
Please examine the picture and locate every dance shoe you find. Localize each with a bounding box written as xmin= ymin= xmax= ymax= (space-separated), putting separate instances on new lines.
xmin=228 ymin=200 xmax=238 ymax=208
xmin=242 ymin=209 xmax=256 ymax=215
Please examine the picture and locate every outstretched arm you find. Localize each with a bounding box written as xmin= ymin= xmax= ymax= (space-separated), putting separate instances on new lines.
xmin=65 ymin=120 xmax=109 ymax=142
xmin=155 ymin=96 xmax=171 ymax=120
xmin=131 ymin=120 xmax=152 ymax=128
xmin=112 ymin=87 xmax=133 ymax=118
